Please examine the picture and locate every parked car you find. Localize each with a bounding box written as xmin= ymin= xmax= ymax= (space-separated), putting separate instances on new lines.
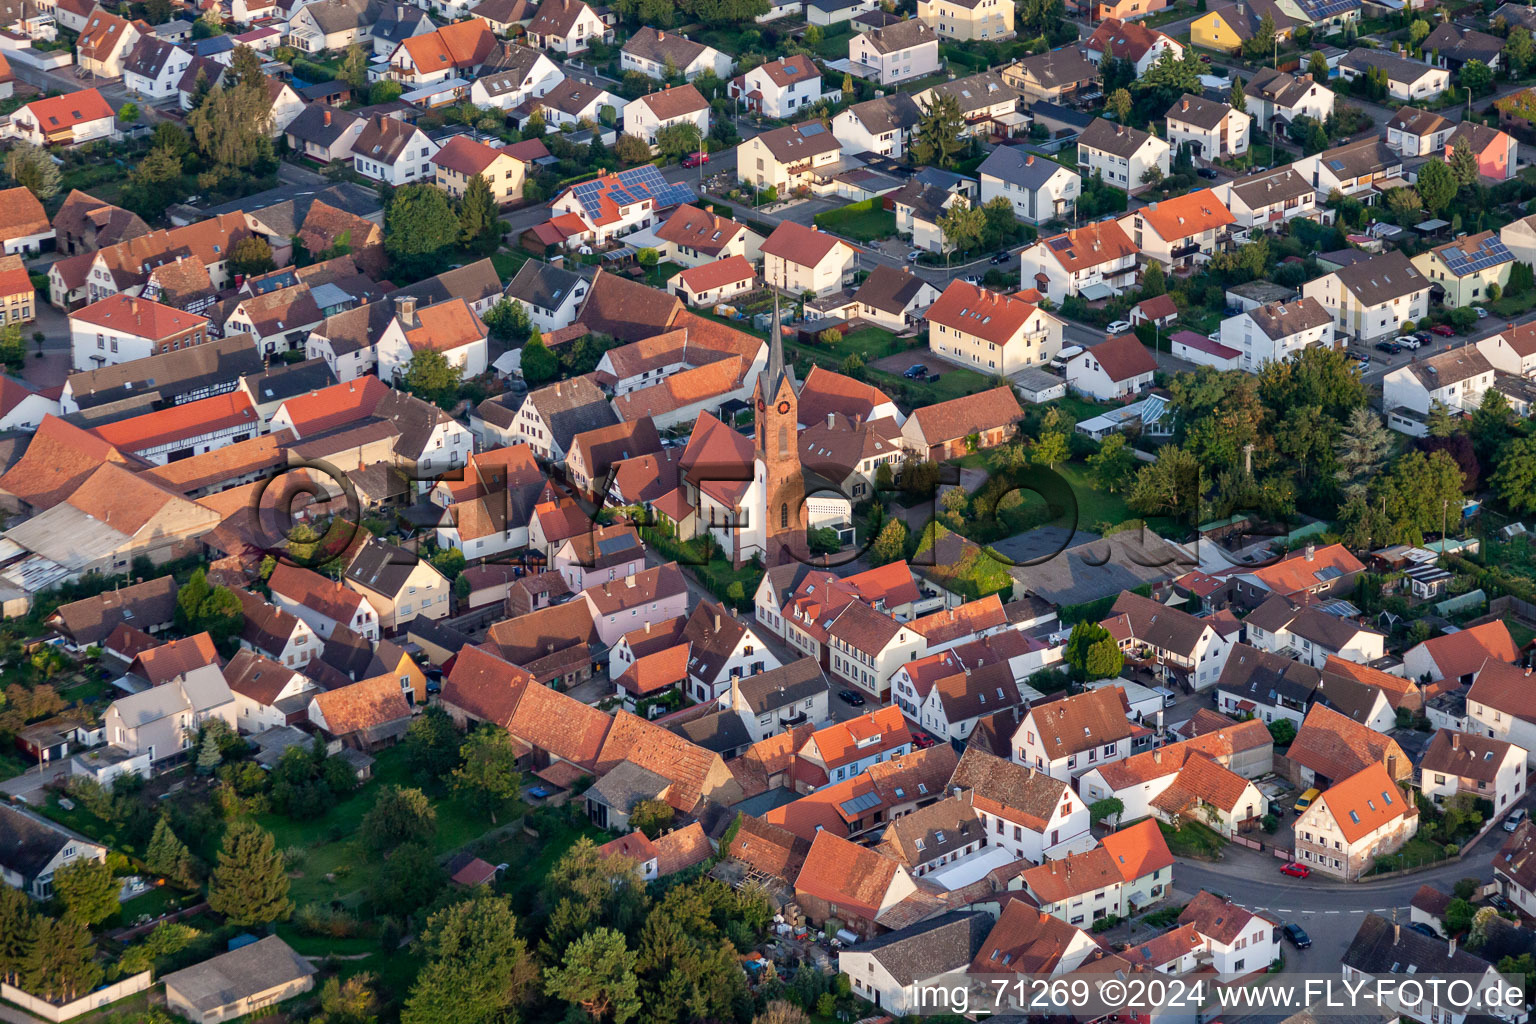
xmin=991 ymin=251 xmax=1014 ymax=264
xmin=1282 ymin=923 xmax=1312 ymax=949
xmin=1431 ymin=324 xmax=1457 ymax=336
xmin=1397 ymin=335 xmax=1421 ymax=350
xmin=1375 ymin=340 xmax=1402 ymax=355
xmin=1409 ymin=922 xmax=1440 ymax=938
xmin=1279 ymin=862 xmax=1311 ymax=878
xmin=837 ymin=688 xmax=866 ymax=706
xmin=1414 ymin=331 xmax=1433 ymax=344
xmin=1107 ymin=320 xmax=1133 ymax=334
xmin=1197 ymin=167 xmax=1220 ymax=179
xmin=1490 ymin=893 xmax=1514 ymax=913
xmin=682 ymin=152 xmax=709 ymax=167
xmin=1294 ymin=787 xmax=1320 ymax=812
xmin=912 ymin=733 xmax=936 ymax=749
xmin=907 ymin=250 xmax=921 ymax=263
xmin=963 ymin=274 xmax=982 ymax=284
xmin=1505 ymin=808 xmax=1527 ymax=832
xmin=903 ymin=364 xmax=929 ymax=379
xmin=1477 ymin=307 xmax=1489 ymax=319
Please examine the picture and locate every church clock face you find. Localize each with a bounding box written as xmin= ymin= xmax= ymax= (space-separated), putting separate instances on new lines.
xmin=757 ymin=400 xmax=765 ymax=411
xmin=778 ymin=401 xmax=791 ymax=414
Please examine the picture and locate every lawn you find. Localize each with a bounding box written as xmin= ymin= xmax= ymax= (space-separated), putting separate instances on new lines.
xmin=1369 ymin=836 xmax=1448 ymax=874
xmin=1158 ymin=819 xmax=1226 ymax=858
xmin=809 ymin=27 xmax=855 ymax=59
xmin=1504 ymin=618 xmax=1536 ymax=649
xmin=813 ymin=203 xmax=897 ymax=243
xmin=490 ymin=249 xmax=531 ymax=280
xmin=256 ymin=744 xmax=523 ymax=908
xmin=1052 ymin=461 xmax=1135 ymax=535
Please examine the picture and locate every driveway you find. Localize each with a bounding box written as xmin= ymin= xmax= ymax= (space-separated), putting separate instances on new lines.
xmin=988 ymin=526 xmax=1101 ymax=568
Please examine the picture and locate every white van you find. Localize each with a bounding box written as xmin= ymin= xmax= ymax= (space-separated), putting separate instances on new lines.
xmin=1152 ymin=686 xmax=1177 ymax=708
xmin=1049 ymin=345 xmax=1083 ymax=370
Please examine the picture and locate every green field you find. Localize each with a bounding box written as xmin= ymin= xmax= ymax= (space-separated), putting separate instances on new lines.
xmin=813 ymin=202 xmax=897 ymax=243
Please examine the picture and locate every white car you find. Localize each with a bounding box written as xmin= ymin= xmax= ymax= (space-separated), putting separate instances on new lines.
xmin=1477 ymin=307 xmax=1489 ymax=319
xmin=1107 ymin=320 xmax=1133 ymax=334
xmin=1397 ymin=335 xmax=1421 ymax=350
xmin=907 ymin=250 xmax=921 ymax=263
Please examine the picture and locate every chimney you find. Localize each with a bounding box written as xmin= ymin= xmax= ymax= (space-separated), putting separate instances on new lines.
xmin=1026 ymin=154 xmax=1035 ymax=165
xmin=395 ymin=295 xmax=418 ymax=327
xmin=1305 ymin=543 xmax=1315 ymax=561
xmin=1395 ymin=922 xmax=1401 ymax=943
xmin=323 ymin=109 xmax=331 ymax=126
xmin=1154 ymin=748 xmax=1161 ymax=763
xmin=827 ymin=412 xmax=835 ymax=427
xmin=625 ymin=574 xmax=635 ymax=588
xmin=1181 ymin=98 xmax=1190 ymax=111
xmin=1387 ymin=753 xmax=1398 ymax=779
xmin=1450 ymin=938 xmax=1458 ymax=957
xmin=714 ymin=612 xmax=721 ymax=631
xmin=657 ymin=29 xmax=664 ymax=38
xmin=1452 ymin=732 xmax=1459 ymax=749
xmin=130 ymin=298 xmax=139 ymax=314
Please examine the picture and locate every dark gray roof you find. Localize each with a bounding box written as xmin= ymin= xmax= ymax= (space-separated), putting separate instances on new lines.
xmin=670 ymin=708 xmax=753 ymax=754
xmin=303 ymin=0 xmax=379 ymax=34
xmin=0 ymin=804 xmax=101 ymax=885
xmin=1078 ymin=117 xmax=1158 ymax=159
xmin=123 ymin=35 xmax=182 ymax=79
xmin=345 ymin=536 xmax=437 ymax=597
xmin=180 ymin=182 xmax=381 ymax=229
xmin=373 ymin=388 xmax=452 ymax=461
xmin=1339 ymin=47 xmax=1440 ymax=84
xmin=285 ymin=105 xmax=364 ymax=147
xmin=48 ymin=575 xmax=178 ymax=645
xmin=844 ymin=93 xmax=921 ymax=134
xmin=162 ymin=937 xmax=316 ymax=1013
xmin=1343 ymin=914 xmax=1496 ymax=977
xmin=1166 ymin=93 xmax=1232 ymax=131
xmin=312 ymin=300 xmax=396 ymax=357
xmin=977 ymin=146 xmax=1068 ymax=190
xmin=1333 ymin=249 xmax=1427 ymax=306
xmin=505 ymin=259 xmax=585 ymax=309
xmin=394 ymin=258 xmax=503 ymax=307
xmin=64 ymin=333 xmax=263 ymax=411
xmin=887 ymin=180 xmax=951 ymax=223
xmin=588 ymin=759 xmax=671 ymax=811
xmin=1423 ymin=23 xmax=1502 ymax=64
xmin=621 ymin=26 xmax=709 ymax=66
xmin=850 ymin=911 xmax=992 ymax=984
xmin=852 ymin=264 xmax=929 ymax=316
xmin=476 ymin=44 xmax=548 ymax=96
xmin=1244 ymin=297 xmax=1333 ymax=340
xmin=527 ymin=376 xmax=618 ymax=454
xmin=1216 ymin=641 xmax=1322 ymax=706
xmin=860 ymin=18 xmax=938 ymax=54
xmin=372 ymin=4 xmax=432 ymax=42
xmin=1010 ymin=44 xmax=1099 ymax=89
xmin=1229 ymin=166 xmax=1313 ymax=209
xmin=244 ymin=359 xmax=339 ymax=406
xmin=924 ymin=71 xmax=1019 ymax=115
xmin=734 ymin=657 xmax=829 ymax=714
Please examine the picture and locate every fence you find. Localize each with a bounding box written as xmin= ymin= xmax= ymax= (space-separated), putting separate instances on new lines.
xmin=1 ymin=973 xmax=153 ymax=1023
xmin=1490 ymin=595 xmax=1536 ymax=624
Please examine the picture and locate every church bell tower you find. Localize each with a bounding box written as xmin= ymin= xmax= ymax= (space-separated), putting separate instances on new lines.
xmin=753 ymin=294 xmax=803 ymax=566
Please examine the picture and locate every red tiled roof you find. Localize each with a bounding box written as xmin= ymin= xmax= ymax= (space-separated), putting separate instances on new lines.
xmin=90 ymin=391 xmax=256 ymax=453
xmin=676 ymin=255 xmax=755 ymax=294
xmin=1313 ymin=761 xmax=1415 ymax=844
xmin=795 ymin=830 xmax=903 ymax=919
xmin=22 ymin=88 xmax=114 ymax=131
xmin=69 ymin=293 xmax=207 ymax=340
xmin=277 ymin=376 xmax=389 ymax=436
xmin=926 ymin=280 xmax=1048 ymax=347
xmin=760 ymin=221 xmax=857 ymax=268
xmin=1416 ymin=621 xmax=1519 ymax=682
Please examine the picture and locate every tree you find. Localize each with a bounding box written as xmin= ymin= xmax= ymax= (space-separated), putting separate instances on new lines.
xmin=342 ymin=43 xmax=369 ymax=90
xmin=175 ymin=568 xmax=244 ymax=645
xmin=320 ymin=973 xmax=380 ymax=1024
xmin=1128 ymin=445 xmax=1200 ymax=519
xmin=5 ymin=143 xmax=59 ymax=200
xmin=869 ymin=516 xmax=907 ymax=566
xmin=119 ymin=101 xmax=140 ymax=124
xmin=614 ymin=132 xmax=653 ymax=165
xmin=0 ymin=886 xmax=33 ymax=986
xmin=1493 ymin=436 xmax=1536 ymax=514
xmin=208 ymin=821 xmax=292 ymax=926
xmin=938 ymin=197 xmax=986 ymax=254
xmin=385 ymin=184 xmax=459 ymax=279
xmin=1416 ymin=158 xmax=1456 ymax=214
xmin=520 ymin=331 xmax=558 ymax=386
xmin=545 ymin=927 xmax=642 ymax=1024
xmin=636 ymin=247 xmax=658 ymax=268
xmin=1141 ymin=259 xmax=1166 ymax=298
xmin=912 ymin=93 xmax=967 ymax=168
xmin=370 ymin=841 xmax=445 ymax=915
xmin=1427 ymin=399 xmax=1460 ymax=438
xmin=1268 ymin=718 xmax=1297 ymax=745
xmin=1446 ymin=897 xmax=1476 ymax=935
xmin=1386 ymin=185 xmax=1423 ymax=216
xmin=22 ymin=917 xmax=100 ymax=1003
xmin=1410 ymin=17 xmax=1431 ymax=47
xmin=405 ymin=704 xmax=462 ymax=780
xmin=1449 ymin=138 xmax=1480 ymax=187
xmin=1336 ymin=407 xmax=1392 ymax=499
xmin=370 ymin=79 xmax=403 ymax=105
xmin=403 ymin=896 xmax=538 ymax=1024
xmin=1508 ymin=27 xmax=1535 ymax=74
xmin=1064 ymin=620 xmax=1113 ymax=677
xmin=187 ymin=69 xmax=274 ymax=173
xmin=1308 ymin=50 xmax=1330 ymax=81
xmin=1088 ymin=433 xmax=1135 ymax=493
xmin=1088 ymin=797 xmax=1124 ymax=824
xmin=1084 ymin=637 xmax=1123 ymax=679
xmin=361 ymin=786 xmax=437 ymax=853
xmin=1461 ymin=58 xmax=1494 ymax=95
xmin=655 ymin=121 xmax=703 ymax=163
xmin=756 ymin=1002 xmax=811 ymax=1024
xmin=1230 ymin=76 xmax=1246 ymax=113
xmin=482 ymin=297 xmax=531 ymax=343
xmin=459 ymin=174 xmax=500 ymax=253
xmin=123 ymin=145 xmax=185 ymax=220
xmin=402 ymin=348 xmax=464 ymax=408
xmin=628 ymin=798 xmax=674 ymax=838
xmin=52 ymin=858 xmax=118 ymax=926
xmin=1033 ymin=430 xmax=1069 ymax=468
xmin=145 ymin=816 xmax=197 ymax=887
xmin=0 ymin=325 xmax=22 ymax=373
xmin=452 ymin=727 xmax=523 ymax=816
xmin=229 ymin=235 xmax=275 ymax=279
xmin=1241 ymin=12 xmax=1277 ymax=60
xmin=1107 ymin=87 xmax=1132 ymax=123
xmin=1138 ymin=47 xmax=1204 ymax=103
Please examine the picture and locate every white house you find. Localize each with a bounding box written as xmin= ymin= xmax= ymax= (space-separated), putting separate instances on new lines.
xmin=1338 ymin=47 xmax=1450 ymax=102
xmin=1101 ymin=590 xmax=1234 ymax=690
xmin=1011 ymin=686 xmax=1134 ymax=781
xmin=849 ymin=19 xmax=941 ymax=86
xmin=267 ymin=562 xmax=380 ymax=642
xmin=1382 ymin=347 xmax=1496 ymax=435
xmin=1019 ymin=820 xmax=1175 ymax=925
xmin=838 ymin=912 xmax=993 ymax=1019
xmin=624 ymin=84 xmax=709 ymax=147
xmin=1218 ymin=297 xmax=1336 ymax=373
xmin=1385 ymin=106 xmax=1455 ymax=157
xmin=68 ymin=294 xmax=210 ymax=372
xmin=1179 ymin=892 xmax=1280 ymax=980
xmin=503 ymin=259 xmax=588 ymax=333
xmin=1243 ymin=67 xmax=1334 ymax=132
xmin=1300 ymin=249 xmax=1429 ymax=344
xmin=977 ymin=147 xmax=1080 ymax=226
xmin=1419 ymin=728 xmax=1526 ymax=813
xmin=1117 ymin=189 xmax=1234 ymax=270
xmin=952 ymin=746 xmax=1096 ymax=862
xmin=351 ymin=115 xmax=440 ymax=186
xmin=1466 ymin=659 xmax=1536 ymax=764
xmin=1477 ymin=320 xmax=1536 ymax=377
xmin=122 ymin=36 xmax=192 ymax=100
xmin=1244 ymin=596 xmax=1385 ymax=669
xmin=728 ymin=54 xmax=822 ymax=119
xmin=1019 ymin=220 xmax=1140 ymax=305
xmin=620 ymin=27 xmax=732 ymax=81
xmin=1076 ymin=117 xmax=1170 ymax=194
xmin=523 ymin=0 xmax=611 ymax=53
xmin=1164 ymin=93 xmax=1250 ymax=161
xmin=9 ymin=88 xmax=116 ymax=147
xmin=1065 ymin=335 xmax=1156 ymax=401
xmin=832 ymin=93 xmax=922 ymax=159
xmin=0 ymin=805 xmax=108 ymax=900
xmin=224 ymin=649 xmax=319 ymax=734
xmin=761 ymin=221 xmax=858 ymax=298
xmin=375 ymin=296 xmax=489 ymax=382
xmin=1217 ymin=166 xmax=1318 ymax=231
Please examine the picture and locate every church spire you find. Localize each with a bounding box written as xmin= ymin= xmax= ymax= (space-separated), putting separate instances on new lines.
xmin=763 ymin=290 xmax=795 ymax=397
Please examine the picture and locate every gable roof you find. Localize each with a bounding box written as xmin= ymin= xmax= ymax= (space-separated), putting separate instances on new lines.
xmin=1469 ymin=658 xmax=1536 ymax=723
xmin=0 ymin=414 xmax=133 ymax=512
xmin=1086 ymin=16 xmax=1174 ymax=61
xmin=1024 ymin=687 xmax=1133 ymax=758
xmin=1080 ymin=334 xmax=1157 ymax=382
xmin=796 ymin=830 xmax=904 ymax=918
xmin=950 ymin=746 xmax=1069 ymax=831
xmin=905 ymin=386 xmax=1025 ymax=445
xmin=507 ymin=681 xmax=611 ymax=769
xmin=972 ymin=900 xmax=1089 ymax=973
xmin=1034 ymin=219 xmax=1139 ymax=273
xmin=1315 ymin=761 xmax=1414 ymax=843
xmin=760 ymin=220 xmax=852 ymax=269
xmin=632 ymin=83 xmax=708 ymax=121
xmin=1289 ymin=702 xmax=1408 ymax=784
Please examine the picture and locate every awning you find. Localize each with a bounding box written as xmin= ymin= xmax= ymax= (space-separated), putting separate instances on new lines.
xmin=1078 ymin=282 xmax=1114 ymax=301
xmin=603 ymin=246 xmax=637 ymax=262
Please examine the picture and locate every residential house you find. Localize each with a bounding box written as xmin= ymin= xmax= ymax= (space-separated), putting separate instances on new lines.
xmin=546 ymin=164 xmax=692 ymax=248
xmin=1020 ymin=819 xmax=1175 ymax=925
xmin=1405 ymin=621 xmax=1519 ymax=688
xmin=1065 ymin=334 xmax=1156 ymax=400
xmin=517 ymin=78 xmax=624 ymax=130
xmin=1179 ymin=891 xmax=1281 ymax=979
xmin=951 ymin=746 xmax=1094 ymax=861
xmin=737 ymin=121 xmax=844 ymax=192
xmin=351 ymin=115 xmax=439 ymax=186
xmin=1386 ymin=106 xmax=1454 ymax=157
xmin=1218 ymin=297 xmax=1336 ymax=372
xmin=51 ymin=190 xmax=147 ymax=258
xmin=504 ymin=259 xmax=588 ymax=332
xmin=899 ymin=385 xmax=1024 ymax=462
xmin=287 ymin=0 xmax=380 ymax=52
xmin=580 ymin=562 xmax=690 ymax=646
xmin=221 ymin=284 xmax=323 ymax=357
xmin=1412 ymin=231 xmax=1515 ymax=308
xmin=845 ymin=265 xmax=938 ymax=332
xmin=925 ymin=279 xmax=1064 ymax=374
xmin=723 ymin=657 xmax=831 ymax=741
xmin=76 ymin=9 xmax=141 ymax=77
xmin=1301 ymin=249 xmax=1430 ymax=343
xmin=761 ymin=221 xmax=858 ymax=297
xmin=1118 ymin=188 xmax=1235 ymax=269
xmin=1289 ymin=702 xmax=1412 ymax=790
xmin=915 ymin=71 xmax=1024 ymax=139
xmin=970 ymin=901 xmax=1100 ymax=983
xmin=0 ymin=804 xmax=108 ymax=899
xmin=1243 ymin=594 xmax=1385 ymax=668
xmin=1217 ymin=166 xmax=1318 ymax=232
xmin=1190 ymin=0 xmax=1299 ymax=54
xmin=375 ymin=296 xmax=488 ymax=381
xmin=1102 ymin=590 xmax=1234 ymax=689
xmin=670 ymin=257 xmax=755 ymax=308
xmin=1446 ymin=121 xmax=1518 ymax=181
xmin=1018 ymin=219 xmax=1140 ymax=305
xmin=46 ymin=575 xmax=177 ymax=649
xmin=1382 ymin=347 xmax=1496 ymax=433
xmin=122 ymin=35 xmax=191 ymax=99
xmin=235 ymin=588 xmax=321 ymax=669
xmin=101 ymin=663 xmax=237 ymax=765
xmin=68 ymin=294 xmax=209 ymax=371
xmin=978 ymin=147 xmax=1080 ymax=226
xmin=838 ymin=912 xmax=992 ymax=1017
xmin=1424 ymin=22 xmax=1503 ymax=71
xmin=1076 ymin=117 xmax=1171 ymax=194
xmin=284 ymin=106 xmax=366 ymax=164
xmin=431 ymin=135 xmax=527 ymax=204
xmin=654 ymin=204 xmax=764 ymax=268
xmin=1338 ymin=48 xmax=1450 ymax=102
xmin=1002 ymin=46 xmax=1099 ymax=105
xmin=824 ymin=602 xmax=925 ymax=701
xmin=566 ymin=418 xmax=661 ymax=499
xmin=1294 ymin=762 xmax=1418 ymax=879
xmin=9 ymin=88 xmax=116 ymax=147
xmin=1165 ymin=93 xmax=1250 ymax=160
xmin=268 ymin=562 xmax=379 ymax=642
xmin=1420 ymin=728 xmax=1526 ymax=812
xmin=624 ymin=85 xmax=709 ymax=148
xmin=468 ymin=45 xmax=564 ymax=110
xmin=1084 ymin=17 xmax=1182 ymax=74
xmin=917 ymin=0 xmax=1013 ymax=40
xmin=523 ymin=0 xmax=610 ymax=52
xmin=1079 ymin=721 xmax=1274 ymax=820
xmin=224 ymin=649 xmax=319 ymax=733
xmin=343 ymin=536 xmax=451 ymax=630
xmin=1242 ymin=68 xmax=1334 ymax=132
xmin=1497 ymin=820 xmax=1536 ymax=917
xmin=514 ymin=375 xmax=618 ymax=462
xmin=1467 ymin=659 xmax=1536 ymax=764
xmin=1227 ymin=542 xmax=1365 ymax=611
xmin=1011 ymin=687 xmax=1134 ymax=781
xmin=848 ymin=18 xmax=941 ymax=86
xmin=794 ymin=830 xmax=917 ymax=938
xmin=162 ymin=937 xmax=316 ymax=1024
xmin=797 ymin=705 xmax=913 ymax=789
xmin=387 ymin=19 xmax=496 ymax=85
xmin=728 ymin=54 xmax=821 ymax=119
xmin=0 ymin=187 xmax=53 ymax=257
xmin=832 ymin=93 xmax=922 ymax=159
xmin=887 ymin=181 xmax=962 ymax=254
xmin=308 ymin=675 xmax=412 ymax=747
xmin=621 ymin=27 xmax=732 ymax=81
xmin=1342 ymin=913 xmax=1510 ymax=1024
xmin=485 ymin=599 xmax=603 ymax=687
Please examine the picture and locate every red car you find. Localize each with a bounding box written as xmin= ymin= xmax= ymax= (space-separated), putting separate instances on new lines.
xmin=1279 ymin=862 xmax=1311 ymax=878
xmin=682 ymin=153 xmax=710 ymax=167
xmin=1430 ymin=324 xmax=1456 ymax=337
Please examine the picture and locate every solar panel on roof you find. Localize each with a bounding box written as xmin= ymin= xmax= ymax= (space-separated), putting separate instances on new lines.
xmin=839 ymin=791 xmax=881 ymax=815
xmin=597 ymin=535 xmax=638 ymax=556
xmin=800 ymin=122 xmax=826 ymax=136
xmin=1048 ymin=236 xmax=1073 ymax=250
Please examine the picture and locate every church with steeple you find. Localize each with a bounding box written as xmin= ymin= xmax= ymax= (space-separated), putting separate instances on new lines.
xmin=753 ymin=295 xmax=806 ymax=567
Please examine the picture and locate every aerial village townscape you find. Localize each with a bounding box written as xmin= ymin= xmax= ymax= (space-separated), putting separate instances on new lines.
xmin=7 ymin=0 xmax=1536 ymax=1019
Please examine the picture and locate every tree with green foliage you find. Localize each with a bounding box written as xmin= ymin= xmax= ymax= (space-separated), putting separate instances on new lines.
xmin=1107 ymin=87 xmax=1132 ymax=123
xmin=123 ymin=145 xmax=185 ymax=220
xmin=361 ymin=786 xmax=438 ymax=853
xmin=452 ymin=727 xmax=523 ymax=817
xmin=1446 ymin=897 xmax=1476 ymax=935
xmin=1138 ymin=47 xmax=1204 ymax=103
xmin=1141 ymin=259 xmax=1166 ymax=298
xmin=655 ymin=121 xmax=703 ymax=163
xmin=208 ymin=821 xmax=292 ymax=926
xmin=1410 ymin=18 xmax=1430 ymax=47
xmin=1335 ymin=407 xmax=1393 ymax=500
xmin=870 ymin=516 xmax=907 ymax=566
xmin=403 ymin=897 xmax=538 ymax=1024
xmin=369 ymin=841 xmax=445 ymax=916
xmin=912 ymin=93 xmax=967 ymax=168
xmin=1449 ymin=138 xmax=1480 ymax=187
xmin=118 ymin=101 xmax=140 ymax=124
xmin=145 ymin=815 xmax=197 ymax=887
xmin=175 ymin=568 xmax=244 ymax=647
xmin=401 ymin=348 xmax=464 ymax=408
xmin=5 ymin=143 xmax=59 ymax=200
xmin=1416 ymin=155 xmax=1456 ymax=216
xmin=1230 ymin=76 xmax=1246 ymax=113
xmin=1427 ymin=400 xmax=1461 ymax=438
xmin=1088 ymin=797 xmax=1124 ymax=824
xmin=1492 ymin=436 xmax=1536 ymax=514
xmin=370 ymin=79 xmax=403 ymax=105
xmin=52 ymin=858 xmax=118 ymax=926
xmin=22 ymin=917 xmax=100 ymax=1003
xmin=1268 ymin=718 xmax=1296 ymax=745
xmin=628 ymin=798 xmax=674 ymax=839
xmin=1088 ymin=433 xmax=1135 ymax=493
xmin=1084 ymin=637 xmax=1124 ymax=679
xmin=405 ymin=704 xmax=462 ymax=781
xmin=1308 ymin=50 xmax=1330 ymax=81
xmin=938 ymin=197 xmax=986 ymax=254
xmin=1033 ymin=430 xmax=1069 ymax=468
xmin=0 ymin=325 xmax=24 ymax=373
xmin=0 ymin=886 xmax=33 ymax=986
xmin=229 ymin=235 xmax=275 ymax=279
xmin=520 ymin=331 xmax=558 ymax=386
xmin=546 ymin=927 xmax=642 ymax=1024
xmin=1508 ymin=27 xmax=1535 ymax=74
xmin=1460 ymin=58 xmax=1494 ymax=95
xmin=482 ymin=297 xmax=530 ymax=342
xmin=1241 ymin=12 xmax=1277 ymax=60
xmin=1064 ymin=620 xmax=1113 ymax=677
xmin=459 ymin=174 xmax=500 ymax=253
xmin=385 ymin=184 xmax=460 ymax=279
xmin=187 ymin=59 xmax=274 ymax=173
xmin=614 ymin=132 xmax=653 ymax=165
xmin=319 ymin=973 xmax=380 ymax=1024
xmin=636 ymin=247 xmax=658 ymax=268
xmin=1128 ymin=444 xmax=1200 ymax=519
xmin=341 ymin=43 xmax=369 ymax=90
